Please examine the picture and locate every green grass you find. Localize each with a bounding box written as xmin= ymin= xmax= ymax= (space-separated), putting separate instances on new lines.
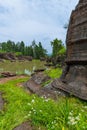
xmin=0 ymin=77 xmax=30 ymax=130
xmin=0 ymin=75 xmax=87 ymax=130
xmin=45 ymin=67 xmax=62 ymax=79
xmin=42 ymin=67 xmax=62 ymax=87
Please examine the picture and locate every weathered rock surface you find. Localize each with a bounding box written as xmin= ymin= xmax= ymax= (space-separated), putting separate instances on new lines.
xmin=0 ymin=53 xmax=16 ymax=61
xmin=52 ymin=0 xmax=87 ymax=100
xmin=31 ymin=72 xmax=50 ymax=84
xmin=17 ymin=55 xmax=33 ymax=61
xmin=0 ymin=52 xmax=33 ymax=61
xmin=66 ymin=0 xmax=87 ymax=63
xmin=1 ymin=72 xmax=16 ymax=77
xmin=24 ymin=72 xmax=66 ymax=99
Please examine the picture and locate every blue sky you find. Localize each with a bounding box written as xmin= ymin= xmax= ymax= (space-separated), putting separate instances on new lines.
xmin=0 ymin=0 xmax=79 ymax=53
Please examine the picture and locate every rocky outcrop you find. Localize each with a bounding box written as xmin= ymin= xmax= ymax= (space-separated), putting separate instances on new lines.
xmin=24 ymin=72 xmax=66 ymax=100
xmin=17 ymin=55 xmax=32 ymax=61
xmin=0 ymin=53 xmax=33 ymax=61
xmin=1 ymin=72 xmax=16 ymax=77
xmin=66 ymin=0 xmax=87 ymax=63
xmin=51 ymin=0 xmax=87 ymax=100
xmin=0 ymin=53 xmax=16 ymax=60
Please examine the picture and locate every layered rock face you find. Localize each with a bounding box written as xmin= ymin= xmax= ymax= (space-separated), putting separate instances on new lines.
xmin=52 ymin=0 xmax=87 ymax=100
xmin=24 ymin=0 xmax=87 ymax=100
xmin=66 ymin=0 xmax=87 ymax=63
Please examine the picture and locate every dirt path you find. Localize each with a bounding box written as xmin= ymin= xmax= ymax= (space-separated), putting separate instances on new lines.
xmin=13 ymin=121 xmax=36 ymax=130
xmin=0 ymin=75 xmax=27 ymax=84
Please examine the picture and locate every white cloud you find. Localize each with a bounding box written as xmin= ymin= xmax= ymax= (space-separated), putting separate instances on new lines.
xmin=0 ymin=0 xmax=79 ymax=52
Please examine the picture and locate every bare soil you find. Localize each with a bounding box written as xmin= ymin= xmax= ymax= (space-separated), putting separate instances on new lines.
xmin=0 ymin=75 xmax=27 ymax=84
xmin=13 ymin=121 xmax=36 ymax=130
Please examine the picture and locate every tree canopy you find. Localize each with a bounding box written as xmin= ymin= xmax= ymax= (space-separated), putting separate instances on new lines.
xmin=51 ymin=38 xmax=66 ymax=57
xmin=0 ymin=40 xmax=47 ymax=59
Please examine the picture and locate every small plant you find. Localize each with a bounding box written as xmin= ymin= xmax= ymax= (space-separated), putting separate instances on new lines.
xmin=41 ymin=80 xmax=52 ymax=87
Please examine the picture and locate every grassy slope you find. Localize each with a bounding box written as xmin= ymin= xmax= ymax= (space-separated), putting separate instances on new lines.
xmin=0 ymin=69 xmax=87 ymax=130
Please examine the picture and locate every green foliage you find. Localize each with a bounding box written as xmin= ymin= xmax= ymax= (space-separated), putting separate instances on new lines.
xmin=51 ymin=38 xmax=62 ymax=57
xmin=0 ymin=50 xmax=6 ymax=53
xmin=0 ymin=78 xmax=87 ymax=130
xmin=45 ymin=68 xmax=62 ymax=79
xmin=31 ymin=41 xmax=47 ymax=59
xmin=58 ymin=47 xmax=66 ymax=55
xmin=0 ymin=40 xmax=47 ymax=59
xmin=51 ymin=38 xmax=66 ymax=58
xmin=15 ymin=52 xmax=22 ymax=56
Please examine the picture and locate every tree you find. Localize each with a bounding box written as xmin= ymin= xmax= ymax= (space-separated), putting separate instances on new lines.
xmin=32 ymin=40 xmax=36 ymax=58
xmin=1 ymin=42 xmax=7 ymax=51
xmin=31 ymin=41 xmax=47 ymax=59
xmin=0 ymin=40 xmax=47 ymax=59
xmin=38 ymin=42 xmax=47 ymax=58
xmin=51 ymin=38 xmax=63 ymax=57
xmin=6 ymin=40 xmax=16 ymax=52
xmin=20 ymin=41 xmax=25 ymax=55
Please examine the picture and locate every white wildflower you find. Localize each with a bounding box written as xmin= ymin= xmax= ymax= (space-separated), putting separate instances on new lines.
xmin=28 ymin=113 xmax=31 ymax=117
xmin=81 ymin=109 xmax=84 ymax=112
xmin=84 ymin=106 xmax=87 ymax=109
xmin=68 ymin=111 xmax=81 ymax=126
xmin=69 ymin=112 xmax=73 ymax=116
xmin=75 ymin=116 xmax=80 ymax=121
xmin=39 ymin=110 xmax=42 ymax=112
xmin=29 ymin=111 xmax=32 ymax=114
xmin=44 ymin=95 xmax=47 ymax=99
xmin=41 ymin=96 xmax=44 ymax=99
xmin=31 ymin=99 xmax=35 ymax=103
xmin=34 ymin=111 xmax=36 ymax=114
xmin=27 ymin=103 xmax=31 ymax=106
xmin=33 ymin=109 xmax=36 ymax=112
xmin=51 ymin=121 xmax=54 ymax=124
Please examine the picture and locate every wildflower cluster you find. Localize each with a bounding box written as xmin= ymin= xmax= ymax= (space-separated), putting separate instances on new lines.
xmin=68 ymin=111 xmax=80 ymax=126
xmin=25 ymin=95 xmax=87 ymax=130
xmin=67 ymin=107 xmax=87 ymax=130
